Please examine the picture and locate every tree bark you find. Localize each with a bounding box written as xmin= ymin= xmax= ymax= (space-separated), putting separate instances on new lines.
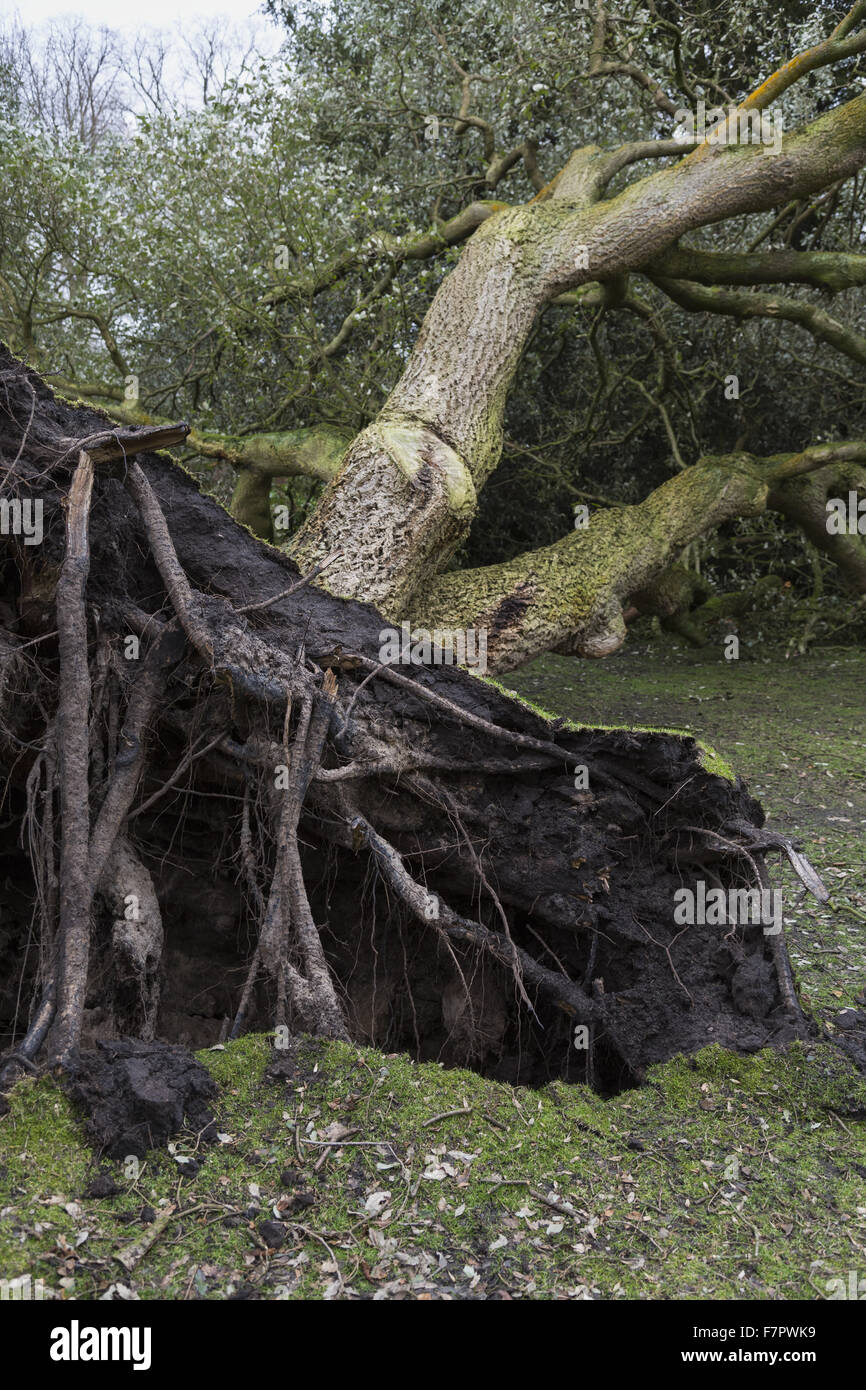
xmin=769 ymin=463 xmax=866 ymax=593
xmin=52 ymin=452 xmax=95 ymax=1063
xmin=411 ymin=447 xmax=866 ymax=671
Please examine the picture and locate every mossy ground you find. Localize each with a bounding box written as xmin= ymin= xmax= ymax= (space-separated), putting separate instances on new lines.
xmin=1 ymin=642 xmax=864 ymax=1301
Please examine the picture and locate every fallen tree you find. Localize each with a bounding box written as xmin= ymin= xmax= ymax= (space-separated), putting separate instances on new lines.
xmin=0 ymin=352 xmax=828 ymax=1095
xmin=7 ymin=6 xmax=866 ymax=662
xmin=412 ymin=443 xmax=866 ymax=670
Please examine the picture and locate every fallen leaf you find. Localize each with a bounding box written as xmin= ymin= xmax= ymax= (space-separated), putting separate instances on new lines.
xmin=364 ymin=1191 xmax=391 ymax=1215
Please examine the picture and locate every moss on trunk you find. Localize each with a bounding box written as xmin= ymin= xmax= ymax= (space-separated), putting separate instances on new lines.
xmin=414 ymin=456 xmax=770 ymax=671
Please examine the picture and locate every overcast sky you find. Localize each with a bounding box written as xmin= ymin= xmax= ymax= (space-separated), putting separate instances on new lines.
xmin=0 ymin=0 xmax=277 ymax=35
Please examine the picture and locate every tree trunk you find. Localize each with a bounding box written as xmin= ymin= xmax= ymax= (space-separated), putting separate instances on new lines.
xmin=290 ymin=95 xmax=866 ymax=613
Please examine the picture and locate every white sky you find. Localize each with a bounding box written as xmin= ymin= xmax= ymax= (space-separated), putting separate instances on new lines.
xmin=0 ymin=0 xmax=277 ymax=34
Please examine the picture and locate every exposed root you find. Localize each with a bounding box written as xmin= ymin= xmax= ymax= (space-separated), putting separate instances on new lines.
xmin=98 ymin=836 xmax=163 ymax=1040
xmin=0 ymin=348 xmax=825 ymax=1095
xmin=52 ymin=451 xmax=96 ymax=1064
xmin=348 ymin=811 xmax=600 ymax=1026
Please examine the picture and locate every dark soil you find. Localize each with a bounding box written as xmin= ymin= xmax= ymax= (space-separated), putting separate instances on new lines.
xmin=63 ymin=1039 xmax=218 ymax=1158
xmin=510 ymin=643 xmax=866 ymax=1056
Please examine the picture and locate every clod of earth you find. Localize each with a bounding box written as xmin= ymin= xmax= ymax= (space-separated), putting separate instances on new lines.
xmin=62 ymin=1040 xmax=218 ymax=1158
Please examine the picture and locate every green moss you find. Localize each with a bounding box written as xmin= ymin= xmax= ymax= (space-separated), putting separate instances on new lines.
xmin=2 ymin=1034 xmax=863 ymax=1301
xmin=478 ymin=672 xmax=735 ymax=779
xmin=696 ymin=742 xmax=736 ymax=781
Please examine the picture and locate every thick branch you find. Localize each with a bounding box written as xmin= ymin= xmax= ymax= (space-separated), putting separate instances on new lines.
xmin=262 ymin=201 xmax=503 ymax=309
xmin=415 ymin=443 xmax=865 ymax=670
xmin=741 ymin=5 xmax=866 ymax=112
xmin=646 ymin=244 xmax=866 ymax=294
xmin=650 ymin=276 xmax=866 ymax=365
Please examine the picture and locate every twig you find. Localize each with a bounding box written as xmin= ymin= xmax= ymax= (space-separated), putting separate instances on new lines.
xmin=529 ymin=1188 xmax=578 ymax=1219
xmin=57 ymin=422 xmax=189 ymax=466
xmin=128 ymin=731 xmax=225 ymax=820
xmin=115 ymin=1202 xmax=178 ymax=1273
xmin=829 ymin=895 xmax=866 ymax=924
xmin=235 ymin=551 xmax=344 ymax=615
xmin=423 ymin=1107 xmax=474 ymax=1127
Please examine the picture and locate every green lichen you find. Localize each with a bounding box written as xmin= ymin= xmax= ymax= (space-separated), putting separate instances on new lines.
xmin=378 ymin=422 xmax=477 ymax=515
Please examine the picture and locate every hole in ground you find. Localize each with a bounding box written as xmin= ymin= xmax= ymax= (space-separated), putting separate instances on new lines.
xmin=0 ymin=820 xmax=808 ymax=1098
